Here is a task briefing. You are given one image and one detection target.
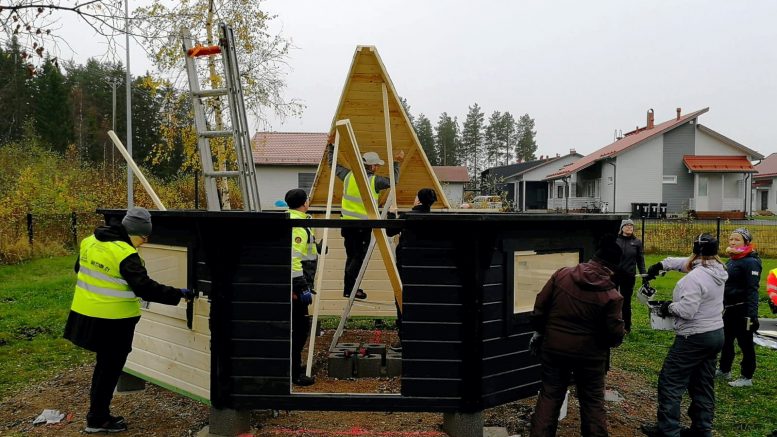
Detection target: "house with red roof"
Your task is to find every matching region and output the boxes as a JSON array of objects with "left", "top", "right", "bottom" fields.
[
  {"left": 544, "top": 108, "right": 763, "bottom": 218},
  {"left": 251, "top": 132, "right": 328, "bottom": 209},
  {"left": 252, "top": 131, "right": 469, "bottom": 210},
  {"left": 753, "top": 153, "right": 777, "bottom": 214}
]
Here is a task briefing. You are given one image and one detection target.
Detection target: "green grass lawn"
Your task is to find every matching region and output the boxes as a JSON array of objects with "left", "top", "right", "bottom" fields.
[
  {"left": 611, "top": 254, "right": 777, "bottom": 436},
  {"left": 0, "top": 256, "right": 91, "bottom": 397},
  {"left": 1, "top": 255, "right": 776, "bottom": 435}
]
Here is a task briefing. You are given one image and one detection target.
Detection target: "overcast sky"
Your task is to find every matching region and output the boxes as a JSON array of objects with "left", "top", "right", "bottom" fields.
[{"left": 58, "top": 0, "right": 777, "bottom": 159}]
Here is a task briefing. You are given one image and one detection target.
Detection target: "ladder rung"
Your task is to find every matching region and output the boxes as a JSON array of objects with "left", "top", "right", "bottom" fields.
[
  {"left": 199, "top": 130, "right": 233, "bottom": 138},
  {"left": 204, "top": 171, "right": 241, "bottom": 177},
  {"left": 193, "top": 88, "right": 228, "bottom": 98}
]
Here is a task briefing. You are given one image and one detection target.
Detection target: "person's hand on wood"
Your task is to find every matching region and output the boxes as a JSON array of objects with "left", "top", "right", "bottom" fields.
[
  {"left": 394, "top": 150, "right": 405, "bottom": 162},
  {"left": 327, "top": 131, "right": 336, "bottom": 145}
]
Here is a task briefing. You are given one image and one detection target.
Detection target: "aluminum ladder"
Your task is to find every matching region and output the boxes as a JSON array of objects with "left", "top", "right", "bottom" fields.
[{"left": 182, "top": 23, "right": 261, "bottom": 211}]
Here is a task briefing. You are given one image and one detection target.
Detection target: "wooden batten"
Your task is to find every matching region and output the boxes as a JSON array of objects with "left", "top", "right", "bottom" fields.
[{"left": 309, "top": 46, "right": 449, "bottom": 209}]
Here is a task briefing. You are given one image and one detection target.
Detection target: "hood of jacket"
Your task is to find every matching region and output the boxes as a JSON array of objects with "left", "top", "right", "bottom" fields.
[
  {"left": 568, "top": 260, "right": 617, "bottom": 292},
  {"left": 691, "top": 259, "right": 728, "bottom": 286},
  {"left": 94, "top": 224, "right": 133, "bottom": 246}
]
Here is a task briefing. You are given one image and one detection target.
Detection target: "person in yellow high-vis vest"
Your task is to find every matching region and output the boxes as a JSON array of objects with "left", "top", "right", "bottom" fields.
[
  {"left": 63, "top": 207, "right": 194, "bottom": 434},
  {"left": 326, "top": 132, "right": 404, "bottom": 300},
  {"left": 286, "top": 189, "right": 319, "bottom": 386}
]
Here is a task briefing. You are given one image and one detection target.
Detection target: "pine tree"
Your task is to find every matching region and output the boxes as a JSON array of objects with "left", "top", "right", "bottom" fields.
[
  {"left": 515, "top": 113, "right": 538, "bottom": 162},
  {"left": 0, "top": 37, "right": 33, "bottom": 144},
  {"left": 399, "top": 97, "right": 414, "bottom": 126},
  {"left": 413, "top": 113, "right": 438, "bottom": 165},
  {"left": 460, "top": 103, "right": 485, "bottom": 180},
  {"left": 435, "top": 113, "right": 460, "bottom": 167},
  {"left": 32, "top": 58, "right": 72, "bottom": 153},
  {"left": 484, "top": 110, "right": 502, "bottom": 167}
]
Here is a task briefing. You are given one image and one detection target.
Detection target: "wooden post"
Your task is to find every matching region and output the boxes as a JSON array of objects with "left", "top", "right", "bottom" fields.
[
  {"left": 108, "top": 130, "right": 167, "bottom": 211},
  {"left": 382, "top": 83, "right": 397, "bottom": 213},
  {"left": 304, "top": 131, "right": 340, "bottom": 377}
]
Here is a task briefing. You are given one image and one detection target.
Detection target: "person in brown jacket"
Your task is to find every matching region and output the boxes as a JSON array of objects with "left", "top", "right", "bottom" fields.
[{"left": 530, "top": 234, "right": 626, "bottom": 437}]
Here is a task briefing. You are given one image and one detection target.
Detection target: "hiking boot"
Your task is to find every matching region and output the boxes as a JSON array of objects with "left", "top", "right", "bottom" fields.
[
  {"left": 728, "top": 378, "right": 753, "bottom": 387},
  {"left": 292, "top": 375, "right": 315, "bottom": 386},
  {"left": 343, "top": 289, "right": 367, "bottom": 300},
  {"left": 714, "top": 369, "right": 731, "bottom": 380},
  {"left": 85, "top": 416, "right": 128, "bottom": 433}
]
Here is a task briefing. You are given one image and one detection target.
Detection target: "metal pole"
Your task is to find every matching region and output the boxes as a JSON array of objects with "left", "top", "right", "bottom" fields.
[
  {"left": 125, "top": 0, "right": 133, "bottom": 208},
  {"left": 716, "top": 217, "right": 721, "bottom": 241},
  {"left": 641, "top": 215, "right": 646, "bottom": 243}
]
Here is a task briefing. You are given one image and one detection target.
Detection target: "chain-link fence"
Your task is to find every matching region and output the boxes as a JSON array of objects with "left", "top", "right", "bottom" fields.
[
  {"left": 3, "top": 213, "right": 777, "bottom": 264},
  {"left": 635, "top": 217, "right": 777, "bottom": 257}
]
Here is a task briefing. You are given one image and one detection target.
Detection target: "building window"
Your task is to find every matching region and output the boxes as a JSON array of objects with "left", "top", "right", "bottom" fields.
[
  {"left": 557, "top": 185, "right": 564, "bottom": 198},
  {"left": 513, "top": 251, "right": 580, "bottom": 314},
  {"left": 698, "top": 176, "right": 708, "bottom": 196},
  {"left": 298, "top": 172, "right": 315, "bottom": 193},
  {"left": 662, "top": 175, "right": 677, "bottom": 184}
]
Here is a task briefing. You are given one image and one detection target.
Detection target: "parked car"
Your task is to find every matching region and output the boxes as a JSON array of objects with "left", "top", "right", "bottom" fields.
[{"left": 470, "top": 195, "right": 503, "bottom": 209}]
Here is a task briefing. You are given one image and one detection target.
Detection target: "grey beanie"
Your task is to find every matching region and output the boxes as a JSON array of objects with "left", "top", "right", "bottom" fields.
[
  {"left": 122, "top": 207, "right": 152, "bottom": 236},
  {"left": 620, "top": 219, "right": 634, "bottom": 233}
]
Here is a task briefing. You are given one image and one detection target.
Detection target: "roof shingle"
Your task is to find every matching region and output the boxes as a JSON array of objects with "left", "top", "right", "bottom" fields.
[{"left": 251, "top": 132, "right": 328, "bottom": 165}]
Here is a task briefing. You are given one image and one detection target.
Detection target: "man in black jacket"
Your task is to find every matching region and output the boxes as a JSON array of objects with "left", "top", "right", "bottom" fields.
[{"left": 64, "top": 207, "right": 193, "bottom": 433}]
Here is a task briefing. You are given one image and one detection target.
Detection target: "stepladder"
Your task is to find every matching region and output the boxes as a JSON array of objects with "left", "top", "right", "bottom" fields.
[{"left": 182, "top": 22, "right": 261, "bottom": 211}]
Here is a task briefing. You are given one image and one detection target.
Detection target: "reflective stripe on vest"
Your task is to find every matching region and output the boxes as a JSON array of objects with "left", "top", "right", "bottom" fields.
[
  {"left": 71, "top": 235, "right": 141, "bottom": 319},
  {"left": 341, "top": 172, "right": 379, "bottom": 220},
  {"left": 290, "top": 209, "right": 318, "bottom": 275}
]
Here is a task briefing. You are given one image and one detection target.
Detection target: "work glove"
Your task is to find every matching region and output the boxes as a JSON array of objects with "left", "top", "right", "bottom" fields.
[
  {"left": 658, "top": 301, "right": 672, "bottom": 318},
  {"left": 749, "top": 317, "right": 760, "bottom": 332},
  {"left": 528, "top": 332, "right": 543, "bottom": 357},
  {"left": 646, "top": 262, "right": 663, "bottom": 281},
  {"left": 300, "top": 289, "right": 314, "bottom": 306},
  {"left": 181, "top": 288, "right": 197, "bottom": 301}
]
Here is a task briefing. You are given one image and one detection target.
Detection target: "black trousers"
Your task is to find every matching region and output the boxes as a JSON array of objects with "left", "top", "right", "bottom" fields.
[
  {"left": 88, "top": 348, "right": 131, "bottom": 423},
  {"left": 291, "top": 278, "right": 311, "bottom": 379},
  {"left": 341, "top": 227, "right": 371, "bottom": 295},
  {"left": 720, "top": 307, "right": 756, "bottom": 379},
  {"left": 616, "top": 274, "right": 636, "bottom": 332},
  {"left": 531, "top": 351, "right": 609, "bottom": 437}
]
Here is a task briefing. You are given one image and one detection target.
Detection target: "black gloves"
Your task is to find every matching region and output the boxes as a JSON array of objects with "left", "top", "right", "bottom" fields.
[
  {"left": 181, "top": 288, "right": 197, "bottom": 301},
  {"left": 646, "top": 262, "right": 664, "bottom": 281},
  {"left": 658, "top": 301, "right": 672, "bottom": 318},
  {"left": 528, "top": 332, "right": 543, "bottom": 357}
]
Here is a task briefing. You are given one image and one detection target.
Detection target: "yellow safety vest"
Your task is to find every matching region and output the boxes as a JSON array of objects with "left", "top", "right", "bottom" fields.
[
  {"left": 290, "top": 209, "right": 318, "bottom": 278},
  {"left": 341, "top": 172, "right": 379, "bottom": 220},
  {"left": 71, "top": 235, "right": 141, "bottom": 319}
]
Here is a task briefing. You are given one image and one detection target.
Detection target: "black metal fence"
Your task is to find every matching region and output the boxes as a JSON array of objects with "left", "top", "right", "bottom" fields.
[
  {"left": 636, "top": 217, "right": 777, "bottom": 257},
  {"left": 0, "top": 212, "right": 105, "bottom": 264}
]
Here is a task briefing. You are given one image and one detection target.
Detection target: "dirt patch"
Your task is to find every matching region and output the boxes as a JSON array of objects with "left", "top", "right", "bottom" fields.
[{"left": 0, "top": 329, "right": 658, "bottom": 436}]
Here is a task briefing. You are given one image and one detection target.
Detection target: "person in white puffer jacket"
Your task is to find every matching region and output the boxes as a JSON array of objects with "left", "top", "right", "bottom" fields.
[{"left": 641, "top": 233, "right": 727, "bottom": 437}]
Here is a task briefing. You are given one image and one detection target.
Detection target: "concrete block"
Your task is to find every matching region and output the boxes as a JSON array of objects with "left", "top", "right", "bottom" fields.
[
  {"left": 355, "top": 353, "right": 382, "bottom": 377},
  {"left": 483, "top": 427, "right": 509, "bottom": 437},
  {"left": 205, "top": 407, "right": 250, "bottom": 436},
  {"left": 115, "top": 371, "right": 145, "bottom": 393},
  {"left": 327, "top": 352, "right": 355, "bottom": 379},
  {"left": 362, "top": 342, "right": 386, "bottom": 357},
  {"left": 442, "top": 411, "right": 483, "bottom": 437},
  {"left": 336, "top": 342, "right": 360, "bottom": 351},
  {"left": 385, "top": 351, "right": 401, "bottom": 377}
]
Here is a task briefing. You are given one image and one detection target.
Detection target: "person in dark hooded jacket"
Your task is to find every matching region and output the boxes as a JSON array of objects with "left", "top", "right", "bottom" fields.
[
  {"left": 614, "top": 219, "right": 646, "bottom": 333},
  {"left": 530, "top": 234, "right": 625, "bottom": 437},
  {"left": 64, "top": 207, "right": 193, "bottom": 433},
  {"left": 717, "top": 228, "right": 762, "bottom": 388}
]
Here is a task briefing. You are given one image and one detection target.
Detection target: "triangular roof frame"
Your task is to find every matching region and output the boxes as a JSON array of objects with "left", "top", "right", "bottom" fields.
[{"left": 309, "top": 46, "right": 450, "bottom": 209}]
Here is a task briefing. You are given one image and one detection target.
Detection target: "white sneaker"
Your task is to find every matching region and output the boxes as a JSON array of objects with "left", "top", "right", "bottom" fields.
[
  {"left": 715, "top": 370, "right": 731, "bottom": 380},
  {"left": 728, "top": 378, "right": 752, "bottom": 387}
]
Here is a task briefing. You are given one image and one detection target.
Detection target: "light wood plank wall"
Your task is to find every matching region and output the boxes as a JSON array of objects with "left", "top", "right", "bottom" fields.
[{"left": 126, "top": 244, "right": 210, "bottom": 400}]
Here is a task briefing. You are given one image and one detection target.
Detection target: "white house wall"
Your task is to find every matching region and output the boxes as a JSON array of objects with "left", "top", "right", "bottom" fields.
[
  {"left": 440, "top": 182, "right": 464, "bottom": 207},
  {"left": 255, "top": 165, "right": 317, "bottom": 209},
  {"left": 615, "top": 136, "right": 663, "bottom": 213},
  {"left": 601, "top": 160, "right": 615, "bottom": 210},
  {"left": 695, "top": 128, "right": 752, "bottom": 158}
]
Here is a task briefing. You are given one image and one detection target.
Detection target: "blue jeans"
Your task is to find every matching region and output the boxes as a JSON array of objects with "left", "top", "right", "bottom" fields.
[{"left": 657, "top": 328, "right": 723, "bottom": 437}]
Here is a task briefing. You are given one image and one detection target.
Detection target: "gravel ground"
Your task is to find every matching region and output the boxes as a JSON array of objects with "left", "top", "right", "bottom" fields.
[{"left": 0, "top": 329, "right": 659, "bottom": 436}]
